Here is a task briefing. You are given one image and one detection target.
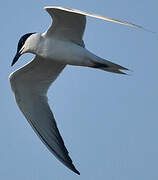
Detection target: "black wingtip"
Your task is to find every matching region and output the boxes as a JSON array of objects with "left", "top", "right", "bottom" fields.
[
  {"left": 70, "top": 163, "right": 80, "bottom": 175},
  {"left": 74, "top": 168, "right": 80, "bottom": 175}
]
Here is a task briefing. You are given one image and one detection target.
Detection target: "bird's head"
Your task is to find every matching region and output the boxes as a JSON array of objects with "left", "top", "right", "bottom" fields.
[{"left": 11, "top": 32, "right": 40, "bottom": 66}]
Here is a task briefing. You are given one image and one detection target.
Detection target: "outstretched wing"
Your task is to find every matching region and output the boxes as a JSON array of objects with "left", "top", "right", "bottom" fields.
[
  {"left": 44, "top": 7, "right": 86, "bottom": 46},
  {"left": 44, "top": 6, "right": 151, "bottom": 43},
  {"left": 9, "top": 56, "right": 80, "bottom": 175}
]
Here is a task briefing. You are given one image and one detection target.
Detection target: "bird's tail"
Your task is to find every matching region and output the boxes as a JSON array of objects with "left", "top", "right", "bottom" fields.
[
  {"left": 92, "top": 59, "right": 129, "bottom": 74},
  {"left": 85, "top": 49, "right": 129, "bottom": 74},
  {"left": 86, "top": 51, "right": 129, "bottom": 74}
]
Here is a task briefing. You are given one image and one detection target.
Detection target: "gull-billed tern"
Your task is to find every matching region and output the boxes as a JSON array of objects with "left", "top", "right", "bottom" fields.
[{"left": 9, "top": 6, "right": 146, "bottom": 175}]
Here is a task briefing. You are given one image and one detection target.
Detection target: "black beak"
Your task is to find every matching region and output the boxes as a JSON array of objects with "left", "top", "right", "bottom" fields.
[{"left": 11, "top": 52, "right": 21, "bottom": 66}]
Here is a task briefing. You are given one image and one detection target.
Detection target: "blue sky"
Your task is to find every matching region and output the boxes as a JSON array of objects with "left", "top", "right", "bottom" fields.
[{"left": 1, "top": 0, "right": 158, "bottom": 179}]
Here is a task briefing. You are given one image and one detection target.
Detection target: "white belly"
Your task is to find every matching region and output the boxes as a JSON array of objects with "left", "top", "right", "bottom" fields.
[{"left": 39, "top": 37, "right": 93, "bottom": 66}]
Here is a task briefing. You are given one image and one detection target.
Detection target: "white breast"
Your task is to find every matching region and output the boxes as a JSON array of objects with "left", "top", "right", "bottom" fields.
[{"left": 39, "top": 35, "right": 93, "bottom": 66}]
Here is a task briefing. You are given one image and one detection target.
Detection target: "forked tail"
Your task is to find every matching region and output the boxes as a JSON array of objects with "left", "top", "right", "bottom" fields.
[
  {"left": 86, "top": 49, "right": 129, "bottom": 74},
  {"left": 92, "top": 60, "right": 129, "bottom": 74}
]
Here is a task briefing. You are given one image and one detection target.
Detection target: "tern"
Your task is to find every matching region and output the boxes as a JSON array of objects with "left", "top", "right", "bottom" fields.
[{"left": 9, "top": 6, "right": 146, "bottom": 175}]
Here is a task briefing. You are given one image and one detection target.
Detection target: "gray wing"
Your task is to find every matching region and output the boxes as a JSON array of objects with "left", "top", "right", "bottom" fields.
[
  {"left": 9, "top": 56, "right": 80, "bottom": 175},
  {"left": 44, "top": 6, "right": 152, "bottom": 43},
  {"left": 44, "top": 7, "right": 86, "bottom": 46}
]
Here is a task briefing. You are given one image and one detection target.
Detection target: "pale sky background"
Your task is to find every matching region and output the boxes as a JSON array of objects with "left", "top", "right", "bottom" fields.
[{"left": 1, "top": 0, "right": 158, "bottom": 180}]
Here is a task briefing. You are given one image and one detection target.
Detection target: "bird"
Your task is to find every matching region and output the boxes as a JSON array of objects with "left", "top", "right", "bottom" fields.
[{"left": 9, "top": 6, "right": 146, "bottom": 175}]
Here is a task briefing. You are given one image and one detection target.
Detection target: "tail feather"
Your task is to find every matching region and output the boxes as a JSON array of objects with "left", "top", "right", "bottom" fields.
[{"left": 92, "top": 59, "right": 129, "bottom": 75}]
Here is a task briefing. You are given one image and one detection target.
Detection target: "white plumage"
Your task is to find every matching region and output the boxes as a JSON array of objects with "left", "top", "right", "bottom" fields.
[{"left": 9, "top": 6, "right": 145, "bottom": 175}]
